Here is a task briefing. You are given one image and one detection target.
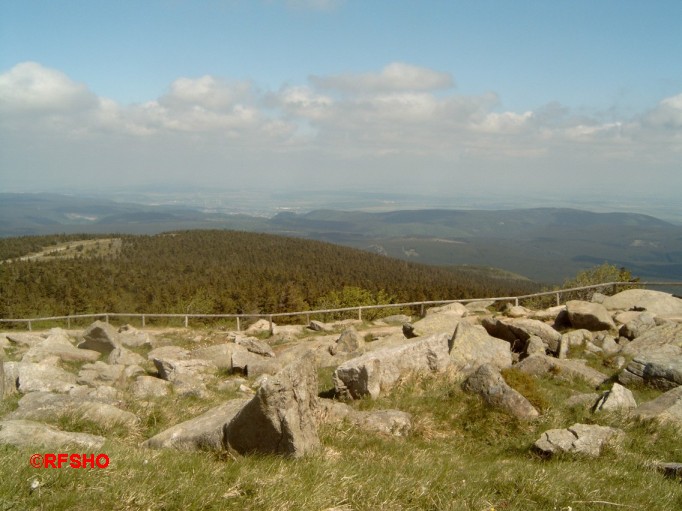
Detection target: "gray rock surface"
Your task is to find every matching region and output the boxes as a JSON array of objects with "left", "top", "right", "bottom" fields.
[
  {"left": 634, "top": 386, "right": 682, "bottom": 424},
  {"left": 514, "top": 355, "right": 609, "bottom": 387},
  {"left": 449, "top": 322, "right": 512, "bottom": 373},
  {"left": 77, "top": 362, "right": 126, "bottom": 387},
  {"left": 0, "top": 419, "right": 105, "bottom": 450},
  {"left": 235, "top": 336, "right": 276, "bottom": 357},
  {"left": 602, "top": 289, "right": 682, "bottom": 317},
  {"left": 143, "top": 399, "right": 249, "bottom": 451},
  {"left": 566, "top": 300, "right": 617, "bottom": 331},
  {"left": 618, "top": 353, "right": 682, "bottom": 390},
  {"left": 108, "top": 346, "right": 146, "bottom": 366},
  {"left": 21, "top": 333, "right": 101, "bottom": 364},
  {"left": 533, "top": 423, "right": 623, "bottom": 457},
  {"left": 619, "top": 312, "right": 658, "bottom": 340},
  {"left": 118, "top": 325, "right": 154, "bottom": 348},
  {"left": 621, "top": 323, "right": 682, "bottom": 358},
  {"left": 7, "top": 391, "right": 138, "bottom": 428},
  {"left": 593, "top": 383, "right": 637, "bottom": 412},
  {"left": 333, "top": 333, "right": 451, "bottom": 399},
  {"left": 329, "top": 327, "right": 364, "bottom": 356},
  {"left": 130, "top": 375, "right": 172, "bottom": 399},
  {"left": 191, "top": 343, "right": 246, "bottom": 370},
  {"left": 462, "top": 364, "right": 539, "bottom": 419},
  {"left": 78, "top": 320, "right": 121, "bottom": 355},
  {"left": 483, "top": 317, "right": 561, "bottom": 354},
  {"left": 223, "top": 355, "right": 320, "bottom": 458},
  {"left": 11, "top": 362, "right": 79, "bottom": 393}
]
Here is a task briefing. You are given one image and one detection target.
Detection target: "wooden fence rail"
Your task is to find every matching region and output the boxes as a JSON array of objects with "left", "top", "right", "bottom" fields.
[{"left": 1, "top": 281, "right": 681, "bottom": 332}]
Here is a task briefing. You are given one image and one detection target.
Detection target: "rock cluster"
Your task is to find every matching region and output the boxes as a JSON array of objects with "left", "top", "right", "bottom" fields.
[{"left": 1, "top": 288, "right": 681, "bottom": 463}]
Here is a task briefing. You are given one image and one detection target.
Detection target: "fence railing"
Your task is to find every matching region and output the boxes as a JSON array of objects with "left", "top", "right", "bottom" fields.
[{"left": 1, "top": 281, "right": 680, "bottom": 332}]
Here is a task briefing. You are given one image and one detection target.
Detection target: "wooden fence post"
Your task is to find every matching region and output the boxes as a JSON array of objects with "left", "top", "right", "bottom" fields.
[
  {"left": 269, "top": 315, "right": 274, "bottom": 335},
  {"left": 184, "top": 316, "right": 188, "bottom": 328},
  {"left": 142, "top": 315, "right": 146, "bottom": 328},
  {"left": 556, "top": 292, "right": 561, "bottom": 306},
  {"left": 358, "top": 308, "right": 362, "bottom": 321},
  {"left": 236, "top": 316, "right": 241, "bottom": 331}
]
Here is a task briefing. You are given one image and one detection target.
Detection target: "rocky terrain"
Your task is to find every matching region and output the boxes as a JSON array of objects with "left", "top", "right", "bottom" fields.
[{"left": 2, "top": 288, "right": 682, "bottom": 508}]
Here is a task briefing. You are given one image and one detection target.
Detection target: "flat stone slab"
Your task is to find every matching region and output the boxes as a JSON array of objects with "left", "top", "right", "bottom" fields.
[
  {"left": 0, "top": 419, "right": 105, "bottom": 450},
  {"left": 514, "top": 355, "right": 609, "bottom": 387},
  {"left": 533, "top": 423, "right": 623, "bottom": 457},
  {"left": 143, "top": 399, "right": 249, "bottom": 451},
  {"left": 634, "top": 386, "right": 682, "bottom": 425}
]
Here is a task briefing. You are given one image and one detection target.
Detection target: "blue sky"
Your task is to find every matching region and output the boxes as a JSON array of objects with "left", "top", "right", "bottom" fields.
[{"left": 1, "top": 0, "right": 681, "bottom": 201}]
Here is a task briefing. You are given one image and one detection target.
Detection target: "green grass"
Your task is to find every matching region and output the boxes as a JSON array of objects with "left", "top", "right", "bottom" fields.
[{"left": 1, "top": 369, "right": 681, "bottom": 510}]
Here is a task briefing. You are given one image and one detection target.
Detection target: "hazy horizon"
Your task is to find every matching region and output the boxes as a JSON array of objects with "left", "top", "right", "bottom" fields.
[{"left": 1, "top": 1, "right": 681, "bottom": 202}]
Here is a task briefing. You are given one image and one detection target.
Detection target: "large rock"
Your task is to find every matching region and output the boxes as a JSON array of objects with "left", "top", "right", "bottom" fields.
[
  {"left": 77, "top": 362, "right": 126, "bottom": 387},
  {"left": 602, "top": 289, "right": 682, "bottom": 317},
  {"left": 0, "top": 419, "right": 105, "bottom": 450},
  {"left": 593, "top": 383, "right": 637, "bottom": 412},
  {"left": 462, "top": 364, "right": 539, "bottom": 420},
  {"left": 533, "top": 423, "right": 623, "bottom": 457},
  {"left": 223, "top": 355, "right": 320, "bottom": 458},
  {"left": 143, "top": 399, "right": 249, "bottom": 451},
  {"left": 21, "top": 332, "right": 101, "bottom": 364},
  {"left": 329, "top": 327, "right": 365, "bottom": 356},
  {"left": 235, "top": 336, "right": 276, "bottom": 358},
  {"left": 620, "top": 323, "right": 682, "bottom": 358},
  {"left": 426, "top": 302, "right": 468, "bottom": 316},
  {"left": 130, "top": 375, "right": 172, "bottom": 399},
  {"left": 118, "top": 325, "right": 154, "bottom": 348},
  {"left": 409, "top": 313, "right": 462, "bottom": 337},
  {"left": 78, "top": 320, "right": 121, "bottom": 355},
  {"left": 7, "top": 391, "right": 138, "bottom": 428},
  {"left": 191, "top": 343, "right": 245, "bottom": 370},
  {"left": 231, "top": 350, "right": 282, "bottom": 377},
  {"left": 108, "top": 347, "right": 146, "bottom": 366},
  {"left": 152, "top": 357, "right": 217, "bottom": 382},
  {"left": 619, "top": 312, "right": 658, "bottom": 340},
  {"left": 482, "top": 318, "right": 561, "bottom": 354},
  {"left": 333, "top": 333, "right": 451, "bottom": 399},
  {"left": 566, "top": 300, "right": 617, "bottom": 331},
  {"left": 5, "top": 333, "right": 44, "bottom": 347},
  {"left": 619, "top": 353, "right": 682, "bottom": 390},
  {"left": 634, "top": 386, "right": 682, "bottom": 425},
  {"left": 10, "top": 362, "right": 79, "bottom": 393},
  {"left": 449, "top": 322, "right": 512, "bottom": 373},
  {"left": 514, "top": 355, "right": 609, "bottom": 387}
]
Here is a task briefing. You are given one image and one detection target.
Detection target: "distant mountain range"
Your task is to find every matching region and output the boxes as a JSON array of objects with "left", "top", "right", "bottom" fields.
[{"left": 2, "top": 192, "right": 681, "bottom": 283}]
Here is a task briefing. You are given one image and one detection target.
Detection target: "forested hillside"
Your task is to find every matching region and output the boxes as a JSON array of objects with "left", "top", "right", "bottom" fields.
[{"left": 0, "top": 231, "right": 539, "bottom": 320}]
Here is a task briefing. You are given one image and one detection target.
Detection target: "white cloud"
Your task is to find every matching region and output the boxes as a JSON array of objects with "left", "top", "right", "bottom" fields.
[
  {"left": 310, "top": 62, "right": 454, "bottom": 93},
  {"left": 643, "top": 92, "right": 682, "bottom": 129},
  {"left": 0, "top": 61, "right": 98, "bottom": 113}
]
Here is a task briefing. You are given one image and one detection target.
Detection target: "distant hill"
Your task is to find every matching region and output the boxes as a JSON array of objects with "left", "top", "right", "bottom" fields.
[
  {"left": 0, "top": 230, "right": 539, "bottom": 320},
  {"left": 2, "top": 193, "right": 681, "bottom": 283}
]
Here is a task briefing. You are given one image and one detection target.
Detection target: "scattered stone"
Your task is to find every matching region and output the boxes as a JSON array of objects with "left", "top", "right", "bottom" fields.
[
  {"left": 77, "top": 320, "right": 121, "bottom": 355},
  {"left": 12, "top": 362, "right": 79, "bottom": 393},
  {"left": 505, "top": 305, "right": 533, "bottom": 318},
  {"left": 566, "top": 300, "right": 617, "bottom": 331},
  {"left": 462, "top": 364, "right": 539, "bottom": 420},
  {"left": 410, "top": 313, "right": 462, "bottom": 337},
  {"left": 333, "top": 333, "right": 451, "bottom": 399},
  {"left": 0, "top": 419, "right": 105, "bottom": 450},
  {"left": 465, "top": 300, "right": 495, "bottom": 313},
  {"left": 309, "top": 320, "right": 332, "bottom": 332},
  {"left": 118, "top": 325, "right": 154, "bottom": 348},
  {"left": 593, "top": 383, "right": 637, "bottom": 412},
  {"left": 602, "top": 289, "right": 682, "bottom": 317},
  {"left": 5, "top": 333, "right": 44, "bottom": 347},
  {"left": 621, "top": 323, "right": 682, "bottom": 358},
  {"left": 152, "top": 357, "right": 217, "bottom": 383},
  {"left": 21, "top": 332, "right": 101, "bottom": 364},
  {"left": 426, "top": 302, "right": 468, "bottom": 316},
  {"left": 449, "top": 322, "right": 512, "bottom": 373},
  {"left": 593, "top": 333, "right": 621, "bottom": 356},
  {"left": 235, "top": 336, "right": 275, "bottom": 358},
  {"left": 108, "top": 346, "right": 146, "bottom": 366},
  {"left": 191, "top": 343, "right": 246, "bottom": 370},
  {"left": 130, "top": 375, "right": 172, "bottom": 399},
  {"left": 533, "top": 423, "right": 623, "bottom": 457},
  {"left": 619, "top": 353, "right": 682, "bottom": 390},
  {"left": 77, "top": 362, "right": 126, "bottom": 388},
  {"left": 7, "top": 391, "right": 138, "bottom": 428},
  {"left": 379, "top": 314, "right": 412, "bottom": 324},
  {"left": 148, "top": 346, "right": 190, "bottom": 361},
  {"left": 223, "top": 355, "right": 320, "bottom": 458},
  {"left": 329, "top": 327, "right": 364, "bottom": 356},
  {"left": 619, "top": 312, "right": 658, "bottom": 340},
  {"left": 531, "top": 305, "right": 566, "bottom": 322},
  {"left": 482, "top": 317, "right": 561, "bottom": 354},
  {"left": 514, "top": 355, "right": 609, "bottom": 387},
  {"left": 68, "top": 385, "right": 119, "bottom": 403},
  {"left": 525, "top": 336, "right": 547, "bottom": 358},
  {"left": 634, "top": 386, "right": 682, "bottom": 425},
  {"left": 143, "top": 399, "right": 249, "bottom": 451},
  {"left": 231, "top": 350, "right": 281, "bottom": 377},
  {"left": 245, "top": 319, "right": 274, "bottom": 333}
]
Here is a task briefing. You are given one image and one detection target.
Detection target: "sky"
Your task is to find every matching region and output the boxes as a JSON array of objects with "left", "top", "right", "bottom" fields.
[{"left": 1, "top": 0, "right": 681, "bottom": 204}]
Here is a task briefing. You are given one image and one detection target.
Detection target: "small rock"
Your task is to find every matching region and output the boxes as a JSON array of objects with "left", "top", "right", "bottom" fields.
[
  {"left": 533, "top": 423, "right": 623, "bottom": 457},
  {"left": 593, "top": 383, "right": 637, "bottom": 412}
]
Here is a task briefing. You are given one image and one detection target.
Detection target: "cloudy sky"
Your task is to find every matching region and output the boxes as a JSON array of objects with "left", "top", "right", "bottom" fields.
[{"left": 1, "top": 0, "right": 681, "bottom": 203}]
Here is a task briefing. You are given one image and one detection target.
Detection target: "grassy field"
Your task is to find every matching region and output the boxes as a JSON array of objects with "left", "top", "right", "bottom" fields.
[{"left": 1, "top": 359, "right": 681, "bottom": 511}]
